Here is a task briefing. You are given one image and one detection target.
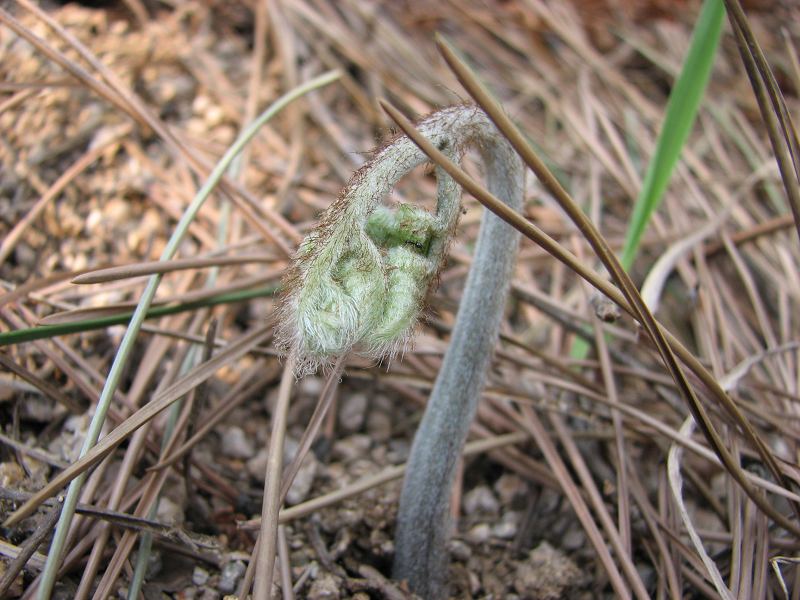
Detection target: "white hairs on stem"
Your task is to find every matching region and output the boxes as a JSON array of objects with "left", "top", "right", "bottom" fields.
[{"left": 277, "top": 105, "right": 517, "bottom": 376}]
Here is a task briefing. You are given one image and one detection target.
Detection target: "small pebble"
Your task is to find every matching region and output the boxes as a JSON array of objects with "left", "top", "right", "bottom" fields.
[
  {"left": 0, "top": 462, "right": 25, "bottom": 488},
  {"left": 332, "top": 434, "right": 372, "bottom": 461},
  {"left": 307, "top": 573, "right": 341, "bottom": 600},
  {"left": 157, "top": 496, "right": 185, "bottom": 527},
  {"left": 514, "top": 542, "right": 582, "bottom": 599},
  {"left": 218, "top": 560, "right": 246, "bottom": 594},
  {"left": 386, "top": 439, "right": 410, "bottom": 464},
  {"left": 494, "top": 473, "right": 526, "bottom": 505},
  {"left": 468, "top": 570, "right": 481, "bottom": 595},
  {"left": 286, "top": 452, "right": 318, "bottom": 505},
  {"left": 463, "top": 485, "right": 500, "bottom": 515},
  {"left": 365, "top": 409, "right": 392, "bottom": 441},
  {"left": 144, "top": 549, "right": 162, "bottom": 579},
  {"left": 491, "top": 519, "right": 518, "bottom": 540},
  {"left": 338, "top": 392, "right": 367, "bottom": 433},
  {"left": 299, "top": 376, "right": 325, "bottom": 398},
  {"left": 637, "top": 562, "right": 656, "bottom": 590},
  {"left": 192, "top": 566, "right": 210, "bottom": 586},
  {"left": 449, "top": 539, "right": 472, "bottom": 562},
  {"left": 561, "top": 527, "right": 586, "bottom": 551},
  {"left": 466, "top": 523, "right": 491, "bottom": 544},
  {"left": 13, "top": 243, "right": 36, "bottom": 269},
  {"left": 221, "top": 426, "right": 255, "bottom": 459},
  {"left": 246, "top": 448, "right": 269, "bottom": 481},
  {"left": 491, "top": 509, "right": 520, "bottom": 540}
]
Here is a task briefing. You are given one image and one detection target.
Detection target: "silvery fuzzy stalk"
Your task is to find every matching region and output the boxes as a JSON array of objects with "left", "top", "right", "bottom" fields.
[
  {"left": 392, "top": 114, "right": 522, "bottom": 599},
  {"left": 279, "top": 105, "right": 522, "bottom": 598}
]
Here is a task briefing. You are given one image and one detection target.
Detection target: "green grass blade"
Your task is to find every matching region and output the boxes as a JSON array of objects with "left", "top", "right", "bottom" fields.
[
  {"left": 0, "top": 286, "right": 278, "bottom": 347},
  {"left": 620, "top": 0, "right": 725, "bottom": 270}
]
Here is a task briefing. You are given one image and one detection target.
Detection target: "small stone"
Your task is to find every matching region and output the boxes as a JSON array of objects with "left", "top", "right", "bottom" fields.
[
  {"left": 157, "top": 496, "right": 184, "bottom": 527},
  {"left": 637, "top": 562, "right": 656, "bottom": 590},
  {"left": 218, "top": 560, "right": 246, "bottom": 594},
  {"left": 514, "top": 542, "right": 582, "bottom": 599},
  {"left": 246, "top": 448, "right": 269, "bottom": 482},
  {"left": 449, "top": 539, "right": 472, "bottom": 562},
  {"left": 463, "top": 485, "right": 500, "bottom": 515},
  {"left": 365, "top": 409, "right": 392, "bottom": 441},
  {"left": 19, "top": 396, "right": 57, "bottom": 423},
  {"left": 466, "top": 523, "right": 491, "bottom": 544},
  {"left": 332, "top": 434, "right": 371, "bottom": 461},
  {"left": 285, "top": 452, "right": 318, "bottom": 505},
  {"left": 48, "top": 414, "right": 89, "bottom": 462},
  {"left": 386, "top": 438, "right": 409, "bottom": 464},
  {"left": 192, "top": 566, "right": 210, "bottom": 586},
  {"left": 143, "top": 548, "right": 162, "bottom": 579},
  {"left": 298, "top": 376, "right": 325, "bottom": 398},
  {"left": 494, "top": 473, "right": 527, "bottom": 505},
  {"left": 13, "top": 242, "right": 36, "bottom": 268},
  {"left": 561, "top": 527, "right": 586, "bottom": 551},
  {"left": 492, "top": 519, "right": 518, "bottom": 540},
  {"left": 338, "top": 392, "right": 367, "bottom": 433},
  {"left": 0, "top": 462, "right": 25, "bottom": 488},
  {"left": 221, "top": 426, "right": 255, "bottom": 459},
  {"left": 468, "top": 570, "right": 481, "bottom": 595},
  {"left": 308, "top": 573, "right": 341, "bottom": 600}
]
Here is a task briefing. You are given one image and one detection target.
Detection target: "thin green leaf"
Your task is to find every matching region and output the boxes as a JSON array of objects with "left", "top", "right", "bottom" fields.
[
  {"left": 620, "top": 0, "right": 725, "bottom": 269},
  {"left": 0, "top": 286, "right": 277, "bottom": 347}
]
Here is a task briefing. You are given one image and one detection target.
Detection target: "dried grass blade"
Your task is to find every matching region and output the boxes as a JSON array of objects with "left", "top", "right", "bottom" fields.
[
  {"left": 279, "top": 355, "right": 345, "bottom": 503},
  {"left": 724, "top": 0, "right": 800, "bottom": 246},
  {"left": 0, "top": 285, "right": 276, "bottom": 346},
  {"left": 254, "top": 352, "right": 296, "bottom": 600},
  {"left": 237, "top": 432, "right": 529, "bottom": 529},
  {"left": 149, "top": 361, "right": 276, "bottom": 472},
  {"left": 38, "top": 273, "right": 281, "bottom": 326},
  {"left": 3, "top": 322, "right": 272, "bottom": 527},
  {"left": 0, "top": 268, "right": 110, "bottom": 310},
  {"left": 0, "top": 352, "right": 83, "bottom": 413},
  {"left": 516, "top": 405, "right": 633, "bottom": 599},
  {"left": 0, "top": 500, "right": 61, "bottom": 597},
  {"left": 549, "top": 412, "right": 650, "bottom": 599},
  {"left": 641, "top": 209, "right": 732, "bottom": 313},
  {"left": 419, "top": 40, "right": 800, "bottom": 532},
  {"left": 668, "top": 415, "right": 734, "bottom": 599},
  {"left": 719, "top": 342, "right": 800, "bottom": 392},
  {"left": 71, "top": 254, "right": 276, "bottom": 285},
  {"left": 379, "top": 97, "right": 800, "bottom": 535}
]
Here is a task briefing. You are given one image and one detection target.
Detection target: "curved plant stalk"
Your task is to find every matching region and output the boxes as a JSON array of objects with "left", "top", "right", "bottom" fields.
[
  {"left": 430, "top": 35, "right": 800, "bottom": 524},
  {"left": 280, "top": 105, "right": 522, "bottom": 598},
  {"left": 31, "top": 70, "right": 340, "bottom": 600},
  {"left": 392, "top": 130, "right": 521, "bottom": 598},
  {"left": 381, "top": 96, "right": 800, "bottom": 539}
]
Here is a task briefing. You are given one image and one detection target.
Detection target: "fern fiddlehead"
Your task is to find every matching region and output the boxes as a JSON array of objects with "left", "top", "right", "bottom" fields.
[{"left": 279, "top": 104, "right": 523, "bottom": 599}]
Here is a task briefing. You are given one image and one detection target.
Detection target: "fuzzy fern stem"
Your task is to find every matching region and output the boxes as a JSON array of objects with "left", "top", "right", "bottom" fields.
[
  {"left": 391, "top": 112, "right": 522, "bottom": 600},
  {"left": 280, "top": 105, "right": 522, "bottom": 598}
]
